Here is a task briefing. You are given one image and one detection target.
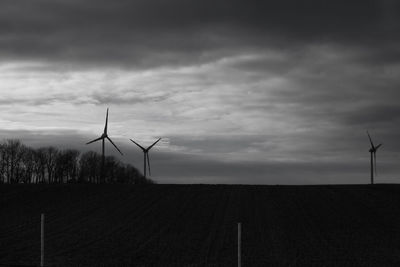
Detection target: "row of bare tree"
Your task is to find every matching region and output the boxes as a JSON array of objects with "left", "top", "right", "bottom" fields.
[{"left": 0, "top": 139, "right": 152, "bottom": 184}]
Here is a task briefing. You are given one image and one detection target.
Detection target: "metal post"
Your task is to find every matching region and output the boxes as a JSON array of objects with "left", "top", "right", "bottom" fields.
[
  {"left": 102, "top": 138, "right": 105, "bottom": 183},
  {"left": 238, "top": 222, "right": 241, "bottom": 267},
  {"left": 144, "top": 153, "right": 147, "bottom": 178},
  {"left": 41, "top": 213, "right": 44, "bottom": 267},
  {"left": 370, "top": 152, "right": 374, "bottom": 184}
]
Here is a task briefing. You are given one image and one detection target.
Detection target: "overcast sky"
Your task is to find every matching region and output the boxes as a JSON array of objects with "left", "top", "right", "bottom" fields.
[{"left": 0, "top": 0, "right": 399, "bottom": 184}]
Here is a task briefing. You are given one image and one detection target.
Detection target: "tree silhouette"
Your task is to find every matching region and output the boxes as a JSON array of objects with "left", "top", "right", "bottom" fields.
[
  {"left": 2, "top": 140, "right": 25, "bottom": 183},
  {"left": 45, "top": 146, "right": 59, "bottom": 183},
  {"left": 0, "top": 139, "right": 151, "bottom": 185}
]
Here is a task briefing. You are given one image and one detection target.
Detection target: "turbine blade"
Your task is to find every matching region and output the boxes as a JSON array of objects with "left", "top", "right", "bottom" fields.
[
  {"left": 107, "top": 137, "right": 123, "bottom": 155},
  {"left": 375, "top": 144, "right": 382, "bottom": 150},
  {"left": 374, "top": 151, "right": 377, "bottom": 177},
  {"left": 86, "top": 136, "right": 103, "bottom": 145},
  {"left": 130, "top": 139, "right": 145, "bottom": 151},
  {"left": 104, "top": 108, "right": 109, "bottom": 134},
  {"left": 147, "top": 152, "right": 151, "bottom": 176},
  {"left": 366, "top": 131, "right": 375, "bottom": 149},
  {"left": 147, "top": 138, "right": 161, "bottom": 151}
]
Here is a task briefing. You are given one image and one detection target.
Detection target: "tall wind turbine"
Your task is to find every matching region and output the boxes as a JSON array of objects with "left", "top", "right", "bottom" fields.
[
  {"left": 86, "top": 108, "right": 123, "bottom": 183},
  {"left": 130, "top": 138, "right": 161, "bottom": 178},
  {"left": 367, "top": 131, "right": 382, "bottom": 185}
]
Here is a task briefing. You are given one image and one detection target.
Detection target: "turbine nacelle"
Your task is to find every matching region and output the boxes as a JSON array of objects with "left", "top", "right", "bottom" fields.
[
  {"left": 369, "top": 145, "right": 382, "bottom": 153},
  {"left": 130, "top": 138, "right": 161, "bottom": 177},
  {"left": 367, "top": 130, "right": 382, "bottom": 152},
  {"left": 367, "top": 130, "right": 382, "bottom": 184},
  {"left": 86, "top": 108, "right": 123, "bottom": 155}
]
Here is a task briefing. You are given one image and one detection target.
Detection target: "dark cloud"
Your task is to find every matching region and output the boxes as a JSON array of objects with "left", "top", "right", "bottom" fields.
[
  {"left": 167, "top": 134, "right": 268, "bottom": 154},
  {"left": 0, "top": 94, "right": 83, "bottom": 106},
  {"left": 91, "top": 91, "right": 171, "bottom": 105},
  {"left": 0, "top": 0, "right": 399, "bottom": 68},
  {"left": 342, "top": 105, "right": 400, "bottom": 126},
  {"left": 0, "top": 129, "right": 91, "bottom": 149}
]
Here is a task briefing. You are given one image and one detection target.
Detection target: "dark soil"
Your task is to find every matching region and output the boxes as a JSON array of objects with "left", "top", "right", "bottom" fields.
[{"left": 1, "top": 184, "right": 400, "bottom": 266}]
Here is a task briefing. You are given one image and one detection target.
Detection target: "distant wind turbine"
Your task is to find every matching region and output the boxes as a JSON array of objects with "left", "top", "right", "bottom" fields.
[
  {"left": 367, "top": 131, "right": 382, "bottom": 185},
  {"left": 130, "top": 138, "right": 161, "bottom": 178},
  {"left": 86, "top": 108, "right": 123, "bottom": 183}
]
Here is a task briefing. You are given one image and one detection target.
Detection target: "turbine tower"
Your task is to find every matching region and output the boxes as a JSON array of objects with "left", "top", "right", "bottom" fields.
[
  {"left": 86, "top": 108, "right": 123, "bottom": 183},
  {"left": 367, "top": 131, "right": 382, "bottom": 185},
  {"left": 130, "top": 138, "right": 161, "bottom": 178}
]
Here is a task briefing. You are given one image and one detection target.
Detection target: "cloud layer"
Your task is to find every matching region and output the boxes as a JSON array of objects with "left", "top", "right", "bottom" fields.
[
  {"left": 0, "top": 0, "right": 399, "bottom": 183},
  {"left": 0, "top": 0, "right": 399, "bottom": 67}
]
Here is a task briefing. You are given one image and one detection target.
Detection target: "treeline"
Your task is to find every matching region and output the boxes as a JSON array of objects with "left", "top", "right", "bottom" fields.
[{"left": 0, "top": 139, "right": 153, "bottom": 184}]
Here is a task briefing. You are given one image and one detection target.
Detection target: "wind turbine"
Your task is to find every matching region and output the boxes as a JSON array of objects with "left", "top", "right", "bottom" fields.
[
  {"left": 130, "top": 138, "right": 161, "bottom": 178},
  {"left": 86, "top": 108, "right": 123, "bottom": 183},
  {"left": 367, "top": 131, "right": 382, "bottom": 185}
]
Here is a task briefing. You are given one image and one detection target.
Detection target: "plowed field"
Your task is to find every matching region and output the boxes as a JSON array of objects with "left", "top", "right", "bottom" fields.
[{"left": 1, "top": 184, "right": 400, "bottom": 266}]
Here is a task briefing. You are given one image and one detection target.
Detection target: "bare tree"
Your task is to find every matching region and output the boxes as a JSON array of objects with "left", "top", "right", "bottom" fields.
[
  {"left": 0, "top": 142, "right": 6, "bottom": 183},
  {"left": 21, "top": 146, "right": 35, "bottom": 183},
  {"left": 3, "top": 140, "right": 25, "bottom": 183},
  {"left": 44, "top": 146, "right": 59, "bottom": 183},
  {"left": 64, "top": 149, "right": 80, "bottom": 182},
  {"left": 105, "top": 156, "right": 119, "bottom": 183},
  {"left": 33, "top": 148, "right": 47, "bottom": 183},
  {"left": 79, "top": 151, "right": 101, "bottom": 183},
  {"left": 55, "top": 149, "right": 80, "bottom": 183}
]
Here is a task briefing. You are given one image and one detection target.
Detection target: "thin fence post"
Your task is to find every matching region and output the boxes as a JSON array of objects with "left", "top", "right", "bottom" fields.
[
  {"left": 41, "top": 213, "right": 44, "bottom": 267},
  {"left": 238, "top": 222, "right": 241, "bottom": 267}
]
